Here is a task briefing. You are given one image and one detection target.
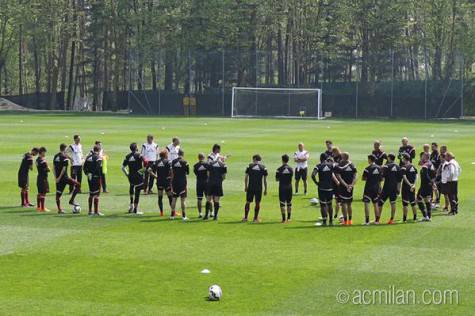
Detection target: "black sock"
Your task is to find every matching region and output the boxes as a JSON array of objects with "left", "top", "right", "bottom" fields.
[
  {"left": 413, "top": 213, "right": 417, "bottom": 220},
  {"left": 287, "top": 207, "right": 292, "bottom": 220},
  {"left": 213, "top": 202, "right": 220, "bottom": 219},
  {"left": 205, "top": 201, "right": 211, "bottom": 218},
  {"left": 418, "top": 201, "right": 426, "bottom": 217},
  {"left": 158, "top": 196, "right": 163, "bottom": 212},
  {"left": 403, "top": 214, "right": 407, "bottom": 222},
  {"left": 168, "top": 195, "right": 173, "bottom": 207},
  {"left": 281, "top": 212, "right": 286, "bottom": 222},
  {"left": 365, "top": 216, "right": 369, "bottom": 223},
  {"left": 425, "top": 202, "right": 432, "bottom": 218},
  {"left": 244, "top": 202, "right": 250, "bottom": 219}
]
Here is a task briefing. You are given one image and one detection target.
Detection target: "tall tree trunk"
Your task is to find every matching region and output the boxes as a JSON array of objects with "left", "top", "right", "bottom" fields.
[{"left": 18, "top": 24, "right": 23, "bottom": 95}]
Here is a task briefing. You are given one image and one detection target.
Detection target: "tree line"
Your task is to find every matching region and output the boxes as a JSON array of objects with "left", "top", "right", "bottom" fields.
[{"left": 0, "top": 0, "right": 473, "bottom": 111}]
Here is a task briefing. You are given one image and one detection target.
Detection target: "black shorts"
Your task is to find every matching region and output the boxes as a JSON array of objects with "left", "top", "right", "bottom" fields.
[
  {"left": 246, "top": 189, "right": 263, "bottom": 203},
  {"left": 88, "top": 176, "right": 101, "bottom": 195},
  {"left": 440, "top": 183, "right": 449, "bottom": 195},
  {"left": 363, "top": 187, "right": 379, "bottom": 203},
  {"left": 37, "top": 177, "right": 49, "bottom": 195},
  {"left": 172, "top": 182, "right": 187, "bottom": 198},
  {"left": 196, "top": 181, "right": 207, "bottom": 199},
  {"left": 417, "top": 186, "right": 433, "bottom": 200},
  {"left": 18, "top": 173, "right": 29, "bottom": 189},
  {"left": 295, "top": 168, "right": 308, "bottom": 181},
  {"left": 279, "top": 187, "right": 292, "bottom": 205},
  {"left": 207, "top": 182, "right": 223, "bottom": 197},
  {"left": 401, "top": 186, "right": 416, "bottom": 206},
  {"left": 56, "top": 177, "right": 79, "bottom": 194},
  {"left": 157, "top": 180, "right": 171, "bottom": 192},
  {"left": 337, "top": 186, "right": 353, "bottom": 203},
  {"left": 129, "top": 174, "right": 143, "bottom": 186},
  {"left": 378, "top": 189, "right": 398, "bottom": 205},
  {"left": 318, "top": 189, "right": 334, "bottom": 204},
  {"left": 333, "top": 183, "right": 341, "bottom": 202}
]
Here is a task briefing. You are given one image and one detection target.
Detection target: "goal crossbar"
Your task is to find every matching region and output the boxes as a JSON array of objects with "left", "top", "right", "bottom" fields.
[{"left": 231, "top": 87, "right": 322, "bottom": 119}]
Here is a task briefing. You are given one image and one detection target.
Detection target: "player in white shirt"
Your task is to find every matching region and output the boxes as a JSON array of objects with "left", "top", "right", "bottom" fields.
[
  {"left": 166, "top": 137, "right": 180, "bottom": 162},
  {"left": 67, "top": 135, "right": 83, "bottom": 193},
  {"left": 141, "top": 134, "right": 159, "bottom": 194},
  {"left": 294, "top": 143, "right": 309, "bottom": 195},
  {"left": 442, "top": 152, "right": 461, "bottom": 215}
]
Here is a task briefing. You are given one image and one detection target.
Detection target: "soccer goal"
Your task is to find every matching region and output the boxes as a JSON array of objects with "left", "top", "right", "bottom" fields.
[{"left": 231, "top": 87, "right": 322, "bottom": 119}]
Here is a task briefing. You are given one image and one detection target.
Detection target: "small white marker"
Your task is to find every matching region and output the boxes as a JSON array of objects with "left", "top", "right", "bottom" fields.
[
  {"left": 204, "top": 123, "right": 208, "bottom": 126},
  {"left": 221, "top": 140, "right": 225, "bottom": 144},
  {"left": 161, "top": 127, "right": 166, "bottom": 130},
  {"left": 101, "top": 132, "right": 105, "bottom": 135},
  {"left": 430, "top": 134, "right": 434, "bottom": 138},
  {"left": 201, "top": 269, "right": 210, "bottom": 274},
  {"left": 19, "top": 120, "right": 24, "bottom": 123},
  {"left": 65, "top": 136, "right": 69, "bottom": 138},
  {"left": 454, "top": 130, "right": 459, "bottom": 133},
  {"left": 472, "top": 162, "right": 475, "bottom": 165}
]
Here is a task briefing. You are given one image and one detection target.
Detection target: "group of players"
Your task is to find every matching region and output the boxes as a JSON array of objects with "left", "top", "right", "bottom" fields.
[{"left": 17, "top": 134, "right": 461, "bottom": 225}]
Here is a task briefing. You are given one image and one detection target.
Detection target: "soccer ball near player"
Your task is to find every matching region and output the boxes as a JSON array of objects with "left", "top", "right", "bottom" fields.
[
  {"left": 310, "top": 198, "right": 319, "bottom": 205},
  {"left": 208, "top": 284, "right": 222, "bottom": 301},
  {"left": 72, "top": 205, "right": 81, "bottom": 214}
]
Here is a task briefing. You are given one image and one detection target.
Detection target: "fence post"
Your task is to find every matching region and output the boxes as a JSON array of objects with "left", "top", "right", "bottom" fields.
[
  {"left": 222, "top": 49, "right": 225, "bottom": 116},
  {"left": 355, "top": 81, "right": 359, "bottom": 119},
  {"left": 460, "top": 54, "right": 464, "bottom": 118},
  {"left": 390, "top": 49, "right": 394, "bottom": 118}
]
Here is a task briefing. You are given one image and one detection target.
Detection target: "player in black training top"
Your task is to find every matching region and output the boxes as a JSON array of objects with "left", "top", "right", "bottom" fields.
[
  {"left": 18, "top": 147, "right": 39, "bottom": 207},
  {"left": 205, "top": 150, "right": 227, "bottom": 220},
  {"left": 334, "top": 152, "right": 357, "bottom": 226},
  {"left": 122, "top": 143, "right": 145, "bottom": 215},
  {"left": 312, "top": 153, "right": 339, "bottom": 226},
  {"left": 430, "top": 142, "right": 442, "bottom": 207},
  {"left": 193, "top": 153, "right": 208, "bottom": 218},
  {"left": 362, "top": 155, "right": 382, "bottom": 225},
  {"left": 170, "top": 149, "right": 190, "bottom": 220},
  {"left": 148, "top": 150, "right": 173, "bottom": 216},
  {"left": 243, "top": 154, "right": 268, "bottom": 223},
  {"left": 398, "top": 137, "right": 416, "bottom": 166},
  {"left": 400, "top": 153, "right": 418, "bottom": 222},
  {"left": 84, "top": 145, "right": 103, "bottom": 216},
  {"left": 53, "top": 143, "right": 80, "bottom": 214},
  {"left": 372, "top": 140, "right": 388, "bottom": 166},
  {"left": 323, "top": 140, "right": 333, "bottom": 160},
  {"left": 276, "top": 154, "right": 293, "bottom": 223},
  {"left": 378, "top": 153, "right": 402, "bottom": 224},
  {"left": 417, "top": 152, "right": 436, "bottom": 221},
  {"left": 35, "top": 147, "right": 50, "bottom": 212}
]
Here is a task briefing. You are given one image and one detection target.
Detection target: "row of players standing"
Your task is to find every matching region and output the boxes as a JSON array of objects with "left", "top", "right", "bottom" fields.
[
  {"left": 17, "top": 136, "right": 108, "bottom": 214},
  {"left": 122, "top": 135, "right": 227, "bottom": 220},
  {"left": 308, "top": 138, "right": 461, "bottom": 226}
]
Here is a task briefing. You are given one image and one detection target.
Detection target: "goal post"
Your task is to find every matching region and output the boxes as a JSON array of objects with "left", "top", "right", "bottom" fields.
[{"left": 231, "top": 87, "right": 323, "bottom": 119}]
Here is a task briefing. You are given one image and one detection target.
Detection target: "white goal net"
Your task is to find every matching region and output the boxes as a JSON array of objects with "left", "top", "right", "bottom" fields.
[{"left": 231, "top": 87, "right": 322, "bottom": 119}]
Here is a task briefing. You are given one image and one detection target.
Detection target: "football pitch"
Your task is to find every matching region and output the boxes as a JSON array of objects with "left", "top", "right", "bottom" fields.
[{"left": 0, "top": 112, "right": 474, "bottom": 315}]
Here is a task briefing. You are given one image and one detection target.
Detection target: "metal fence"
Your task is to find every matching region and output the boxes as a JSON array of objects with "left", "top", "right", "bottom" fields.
[{"left": 2, "top": 48, "right": 470, "bottom": 119}]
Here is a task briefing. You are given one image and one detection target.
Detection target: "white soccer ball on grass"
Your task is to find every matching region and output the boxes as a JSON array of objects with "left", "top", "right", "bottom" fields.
[{"left": 208, "top": 284, "right": 222, "bottom": 301}]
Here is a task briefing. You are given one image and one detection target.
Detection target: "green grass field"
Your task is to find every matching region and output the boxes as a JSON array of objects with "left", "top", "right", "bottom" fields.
[{"left": 0, "top": 113, "right": 474, "bottom": 315}]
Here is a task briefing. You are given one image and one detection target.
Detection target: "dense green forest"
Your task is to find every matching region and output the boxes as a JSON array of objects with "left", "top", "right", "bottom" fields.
[{"left": 0, "top": 0, "right": 473, "bottom": 111}]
